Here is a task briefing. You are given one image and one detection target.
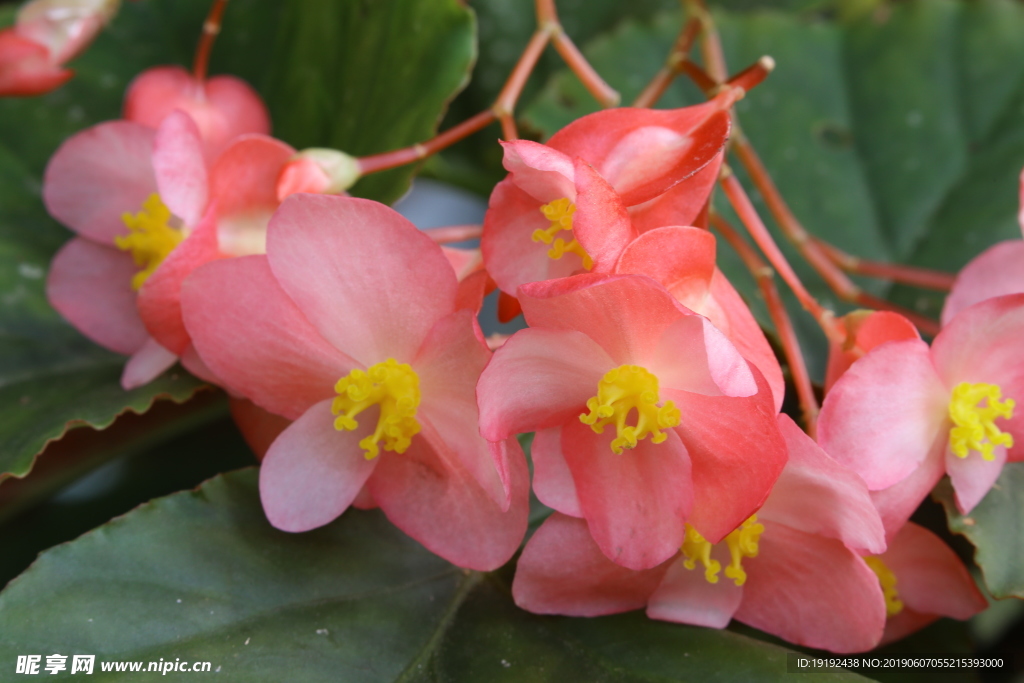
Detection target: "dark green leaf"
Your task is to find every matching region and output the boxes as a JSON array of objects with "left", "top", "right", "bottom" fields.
[
  {"left": 935, "top": 463, "right": 1024, "bottom": 600},
  {"left": 0, "top": 470, "right": 870, "bottom": 682}
]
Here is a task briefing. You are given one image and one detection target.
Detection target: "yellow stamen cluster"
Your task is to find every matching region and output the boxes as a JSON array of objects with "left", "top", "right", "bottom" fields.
[
  {"left": 864, "top": 556, "right": 904, "bottom": 617},
  {"left": 948, "top": 382, "right": 1015, "bottom": 461},
  {"left": 332, "top": 359, "right": 421, "bottom": 460},
  {"left": 532, "top": 197, "right": 594, "bottom": 270},
  {"left": 681, "top": 516, "right": 764, "bottom": 587},
  {"left": 115, "top": 194, "right": 183, "bottom": 290},
  {"left": 579, "top": 364, "right": 681, "bottom": 454}
]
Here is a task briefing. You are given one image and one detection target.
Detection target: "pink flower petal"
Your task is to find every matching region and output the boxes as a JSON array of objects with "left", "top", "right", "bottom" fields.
[
  {"left": 736, "top": 520, "right": 886, "bottom": 654},
  {"left": 531, "top": 426, "right": 582, "bottom": 518},
  {"left": 870, "top": 447, "right": 945, "bottom": 541},
  {"left": 649, "top": 314, "right": 757, "bottom": 398},
  {"left": 477, "top": 327, "right": 613, "bottom": 441},
  {"left": 647, "top": 554, "right": 743, "bottom": 628},
  {"left": 512, "top": 513, "right": 669, "bottom": 616},
  {"left": 546, "top": 104, "right": 730, "bottom": 206},
  {"left": 209, "top": 134, "right": 295, "bottom": 257},
  {"left": 519, "top": 273, "right": 691, "bottom": 367},
  {"left": 759, "top": 415, "right": 885, "bottom": 555},
  {"left": 121, "top": 337, "right": 177, "bottom": 390},
  {"left": 229, "top": 397, "right": 291, "bottom": 461},
  {"left": 481, "top": 178, "right": 582, "bottom": 295},
  {"left": 571, "top": 158, "right": 637, "bottom": 272},
  {"left": 259, "top": 399, "right": 379, "bottom": 532},
  {"left": 266, "top": 195, "right": 457, "bottom": 365},
  {"left": 137, "top": 206, "right": 222, "bottom": 355},
  {"left": 181, "top": 255, "right": 353, "bottom": 420},
  {"left": 124, "top": 66, "right": 270, "bottom": 160},
  {"left": 500, "top": 139, "right": 576, "bottom": 203},
  {"left": 941, "top": 240, "right": 1024, "bottom": 325},
  {"left": 628, "top": 154, "right": 722, "bottom": 232},
  {"left": 152, "top": 110, "right": 208, "bottom": 228},
  {"left": 368, "top": 428, "right": 529, "bottom": 571},
  {"left": 414, "top": 310, "right": 509, "bottom": 508},
  {"left": 946, "top": 442, "right": 1007, "bottom": 514},
  {"left": 0, "top": 29, "right": 72, "bottom": 96},
  {"left": 666, "top": 369, "right": 786, "bottom": 544},
  {"left": 562, "top": 419, "right": 693, "bottom": 571},
  {"left": 614, "top": 226, "right": 716, "bottom": 304},
  {"left": 43, "top": 120, "right": 157, "bottom": 244},
  {"left": 46, "top": 237, "right": 148, "bottom": 355},
  {"left": 825, "top": 311, "right": 920, "bottom": 393},
  {"left": 818, "top": 339, "right": 949, "bottom": 490},
  {"left": 880, "top": 522, "right": 986, "bottom": 622}
]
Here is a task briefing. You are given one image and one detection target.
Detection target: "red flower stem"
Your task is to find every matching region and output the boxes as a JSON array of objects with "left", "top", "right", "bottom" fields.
[
  {"left": 193, "top": 0, "right": 230, "bottom": 83},
  {"left": 687, "top": 0, "right": 728, "bottom": 83},
  {"left": 425, "top": 224, "right": 483, "bottom": 244},
  {"left": 810, "top": 238, "right": 956, "bottom": 291},
  {"left": 357, "top": 110, "right": 496, "bottom": 175},
  {"left": 719, "top": 166, "right": 842, "bottom": 344},
  {"left": 492, "top": 28, "right": 552, "bottom": 136},
  {"left": 632, "top": 18, "right": 701, "bottom": 108},
  {"left": 710, "top": 211, "right": 819, "bottom": 436},
  {"left": 551, "top": 30, "right": 620, "bottom": 107}
]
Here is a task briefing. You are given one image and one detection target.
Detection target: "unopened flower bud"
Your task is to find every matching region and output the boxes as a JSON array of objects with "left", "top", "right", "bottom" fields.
[{"left": 276, "top": 148, "right": 361, "bottom": 201}]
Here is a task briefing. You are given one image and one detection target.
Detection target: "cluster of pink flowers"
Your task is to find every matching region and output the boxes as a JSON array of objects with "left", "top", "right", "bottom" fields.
[{"left": 41, "top": 53, "right": 1022, "bottom": 655}]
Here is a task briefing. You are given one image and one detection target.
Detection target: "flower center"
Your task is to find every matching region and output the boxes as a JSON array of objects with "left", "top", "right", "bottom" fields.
[
  {"left": 864, "top": 556, "right": 903, "bottom": 616},
  {"left": 332, "top": 359, "right": 421, "bottom": 460},
  {"left": 681, "top": 516, "right": 764, "bottom": 587},
  {"left": 532, "top": 197, "right": 593, "bottom": 270},
  {"left": 579, "top": 364, "right": 681, "bottom": 454},
  {"left": 948, "top": 382, "right": 1015, "bottom": 461},
  {"left": 115, "top": 193, "right": 184, "bottom": 290}
]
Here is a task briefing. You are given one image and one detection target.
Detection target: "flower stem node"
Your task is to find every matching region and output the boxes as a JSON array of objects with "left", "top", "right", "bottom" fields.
[
  {"left": 332, "top": 359, "right": 422, "bottom": 460},
  {"left": 580, "top": 364, "right": 680, "bottom": 454},
  {"left": 864, "top": 556, "right": 904, "bottom": 616},
  {"left": 115, "top": 193, "right": 183, "bottom": 290},
  {"left": 948, "top": 382, "right": 1015, "bottom": 461},
  {"left": 276, "top": 148, "right": 362, "bottom": 201},
  {"left": 532, "top": 197, "right": 593, "bottom": 270},
  {"left": 682, "top": 515, "right": 764, "bottom": 587}
]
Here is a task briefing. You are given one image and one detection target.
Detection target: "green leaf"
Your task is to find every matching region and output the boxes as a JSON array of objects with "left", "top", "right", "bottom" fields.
[
  {"left": 934, "top": 463, "right": 1024, "bottom": 600},
  {"left": 262, "top": 0, "right": 476, "bottom": 204},
  {"left": 521, "top": 0, "right": 1024, "bottom": 376},
  {"left": 0, "top": 469, "right": 870, "bottom": 682}
]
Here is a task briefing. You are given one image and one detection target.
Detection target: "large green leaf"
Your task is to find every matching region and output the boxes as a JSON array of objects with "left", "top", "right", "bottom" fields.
[
  {"left": 521, "top": 0, "right": 1024, "bottom": 377},
  {"left": 0, "top": 469, "right": 870, "bottom": 682},
  {"left": 0, "top": 0, "right": 476, "bottom": 483},
  {"left": 934, "top": 463, "right": 1024, "bottom": 600}
]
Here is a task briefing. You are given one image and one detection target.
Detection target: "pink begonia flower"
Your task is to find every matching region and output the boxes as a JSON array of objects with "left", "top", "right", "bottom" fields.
[
  {"left": 513, "top": 415, "right": 889, "bottom": 653},
  {"left": 0, "top": 0, "right": 118, "bottom": 96},
  {"left": 575, "top": 172, "right": 784, "bottom": 411},
  {"left": 181, "top": 194, "right": 529, "bottom": 570},
  {"left": 124, "top": 65, "right": 270, "bottom": 161},
  {"left": 819, "top": 294, "right": 1024, "bottom": 519},
  {"left": 481, "top": 95, "right": 735, "bottom": 298},
  {"left": 941, "top": 169, "right": 1024, "bottom": 325},
  {"left": 44, "top": 110, "right": 293, "bottom": 388},
  {"left": 477, "top": 272, "right": 786, "bottom": 570},
  {"left": 824, "top": 310, "right": 919, "bottom": 393}
]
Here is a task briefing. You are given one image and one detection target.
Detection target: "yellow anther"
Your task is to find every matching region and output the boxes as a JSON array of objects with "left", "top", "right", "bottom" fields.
[
  {"left": 580, "top": 365, "right": 681, "bottom": 454},
  {"left": 682, "top": 525, "right": 722, "bottom": 583},
  {"left": 115, "top": 194, "right": 183, "bottom": 290},
  {"left": 948, "top": 382, "right": 1015, "bottom": 461},
  {"left": 864, "top": 556, "right": 904, "bottom": 617},
  {"left": 681, "top": 515, "right": 763, "bottom": 587},
  {"left": 332, "top": 359, "right": 421, "bottom": 460},
  {"left": 532, "top": 197, "right": 594, "bottom": 270}
]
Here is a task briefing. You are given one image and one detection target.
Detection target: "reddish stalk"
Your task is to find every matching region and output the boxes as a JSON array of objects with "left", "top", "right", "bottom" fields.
[
  {"left": 193, "top": 0, "right": 230, "bottom": 83},
  {"left": 718, "top": 166, "right": 842, "bottom": 344},
  {"left": 358, "top": 110, "right": 496, "bottom": 175},
  {"left": 810, "top": 238, "right": 956, "bottom": 291},
  {"left": 711, "top": 211, "right": 819, "bottom": 436},
  {"left": 425, "top": 224, "right": 483, "bottom": 244},
  {"left": 632, "top": 18, "right": 700, "bottom": 108}
]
